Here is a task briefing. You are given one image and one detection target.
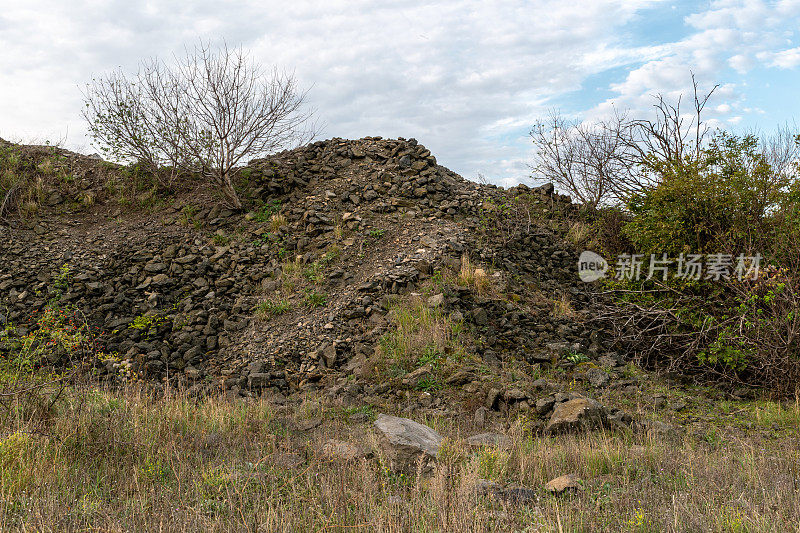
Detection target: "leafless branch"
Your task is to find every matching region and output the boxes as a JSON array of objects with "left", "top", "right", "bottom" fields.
[{"left": 83, "top": 41, "right": 317, "bottom": 208}]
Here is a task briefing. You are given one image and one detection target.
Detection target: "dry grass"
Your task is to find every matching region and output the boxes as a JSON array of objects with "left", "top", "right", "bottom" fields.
[
  {"left": 552, "top": 293, "right": 577, "bottom": 318},
  {"left": 1, "top": 170, "right": 42, "bottom": 219},
  {"left": 457, "top": 253, "right": 490, "bottom": 295},
  {"left": 279, "top": 257, "right": 303, "bottom": 292},
  {"left": 373, "top": 296, "right": 469, "bottom": 383},
  {"left": 269, "top": 213, "right": 287, "bottom": 232},
  {"left": 78, "top": 190, "right": 96, "bottom": 207},
  {"left": 566, "top": 220, "right": 591, "bottom": 247},
  {"left": 1, "top": 382, "right": 798, "bottom": 532}
]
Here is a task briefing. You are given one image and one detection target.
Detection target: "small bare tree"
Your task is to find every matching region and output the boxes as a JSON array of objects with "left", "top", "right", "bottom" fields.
[
  {"left": 529, "top": 111, "right": 628, "bottom": 208},
  {"left": 758, "top": 123, "right": 800, "bottom": 183},
  {"left": 616, "top": 74, "right": 719, "bottom": 195},
  {"left": 530, "top": 74, "right": 721, "bottom": 206},
  {"left": 83, "top": 42, "right": 315, "bottom": 208}
]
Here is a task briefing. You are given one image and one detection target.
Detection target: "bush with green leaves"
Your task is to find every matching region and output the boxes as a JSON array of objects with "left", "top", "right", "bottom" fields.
[
  {"left": 591, "top": 130, "right": 800, "bottom": 393},
  {"left": 624, "top": 132, "right": 797, "bottom": 257}
]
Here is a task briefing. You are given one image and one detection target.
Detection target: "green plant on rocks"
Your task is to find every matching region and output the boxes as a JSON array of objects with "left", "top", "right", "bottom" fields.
[
  {"left": 565, "top": 351, "right": 589, "bottom": 364},
  {"left": 376, "top": 297, "right": 469, "bottom": 382},
  {"left": 256, "top": 298, "right": 292, "bottom": 321},
  {"left": 303, "top": 290, "right": 327, "bottom": 309}
]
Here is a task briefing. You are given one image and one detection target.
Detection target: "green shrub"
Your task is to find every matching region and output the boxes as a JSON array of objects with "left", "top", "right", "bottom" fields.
[
  {"left": 624, "top": 133, "right": 793, "bottom": 256},
  {"left": 593, "top": 132, "right": 800, "bottom": 393},
  {"left": 303, "top": 290, "right": 327, "bottom": 309}
]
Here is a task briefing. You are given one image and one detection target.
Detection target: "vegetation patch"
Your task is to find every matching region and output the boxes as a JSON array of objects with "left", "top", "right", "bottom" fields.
[
  {"left": 374, "top": 295, "right": 471, "bottom": 386},
  {"left": 255, "top": 298, "right": 292, "bottom": 321}
]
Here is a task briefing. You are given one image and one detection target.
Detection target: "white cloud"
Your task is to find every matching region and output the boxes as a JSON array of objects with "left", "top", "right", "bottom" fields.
[
  {"left": 728, "top": 53, "right": 753, "bottom": 73},
  {"left": 586, "top": 0, "right": 800, "bottom": 134},
  {"left": 766, "top": 46, "right": 800, "bottom": 68},
  {"left": 0, "top": 0, "right": 797, "bottom": 185}
]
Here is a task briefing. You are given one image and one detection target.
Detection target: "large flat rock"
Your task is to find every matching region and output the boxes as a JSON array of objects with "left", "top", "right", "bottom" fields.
[{"left": 374, "top": 414, "right": 442, "bottom": 473}]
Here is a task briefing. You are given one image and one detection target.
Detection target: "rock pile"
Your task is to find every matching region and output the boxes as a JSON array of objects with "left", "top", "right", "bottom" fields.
[{"left": 1, "top": 136, "right": 626, "bottom": 423}]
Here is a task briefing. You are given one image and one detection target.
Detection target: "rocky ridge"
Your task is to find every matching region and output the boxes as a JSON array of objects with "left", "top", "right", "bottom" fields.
[{"left": 1, "top": 136, "right": 642, "bottom": 433}]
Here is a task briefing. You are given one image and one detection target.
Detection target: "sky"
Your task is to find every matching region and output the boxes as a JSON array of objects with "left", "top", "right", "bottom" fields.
[{"left": 1, "top": 0, "right": 799, "bottom": 186}]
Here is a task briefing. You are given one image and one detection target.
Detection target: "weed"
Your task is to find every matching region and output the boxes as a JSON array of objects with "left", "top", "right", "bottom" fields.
[
  {"left": 253, "top": 199, "right": 282, "bottom": 223},
  {"left": 212, "top": 232, "right": 230, "bottom": 246},
  {"left": 269, "top": 212, "right": 287, "bottom": 232},
  {"left": 321, "top": 245, "right": 341, "bottom": 265},
  {"left": 303, "top": 290, "right": 327, "bottom": 309},
  {"left": 255, "top": 298, "right": 292, "bottom": 321},
  {"left": 415, "top": 376, "right": 442, "bottom": 391},
  {"left": 457, "top": 253, "right": 490, "bottom": 295},
  {"left": 566, "top": 220, "right": 591, "bottom": 247},
  {"left": 552, "top": 294, "right": 576, "bottom": 318},
  {"left": 128, "top": 312, "right": 170, "bottom": 336},
  {"left": 302, "top": 262, "right": 325, "bottom": 284},
  {"left": 376, "top": 296, "right": 469, "bottom": 381},
  {"left": 178, "top": 205, "right": 199, "bottom": 226},
  {"left": 565, "top": 351, "right": 589, "bottom": 364},
  {"left": 0, "top": 382, "right": 796, "bottom": 531}
]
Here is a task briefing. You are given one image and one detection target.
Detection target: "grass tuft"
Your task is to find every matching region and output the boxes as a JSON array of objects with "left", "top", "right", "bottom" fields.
[
  {"left": 457, "top": 253, "right": 490, "bottom": 295},
  {"left": 255, "top": 297, "right": 292, "bottom": 321}
]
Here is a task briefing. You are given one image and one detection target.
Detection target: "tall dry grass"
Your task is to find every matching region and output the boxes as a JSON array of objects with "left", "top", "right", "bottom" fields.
[
  {"left": 0, "top": 382, "right": 798, "bottom": 531},
  {"left": 457, "top": 254, "right": 490, "bottom": 296}
]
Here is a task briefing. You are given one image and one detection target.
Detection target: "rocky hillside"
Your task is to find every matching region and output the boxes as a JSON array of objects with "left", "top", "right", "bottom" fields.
[{"left": 1, "top": 136, "right": 647, "bottom": 433}]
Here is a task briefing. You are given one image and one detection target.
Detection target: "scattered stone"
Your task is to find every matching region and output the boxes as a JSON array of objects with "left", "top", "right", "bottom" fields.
[
  {"left": 545, "top": 473, "right": 582, "bottom": 494},
  {"left": 274, "top": 453, "right": 305, "bottom": 469},
  {"left": 607, "top": 408, "right": 634, "bottom": 429},
  {"left": 641, "top": 419, "right": 678, "bottom": 438},
  {"left": 671, "top": 400, "right": 687, "bottom": 411},
  {"left": 653, "top": 395, "right": 668, "bottom": 409},
  {"left": 471, "top": 307, "right": 489, "bottom": 326},
  {"left": 427, "top": 293, "right": 445, "bottom": 307},
  {"left": 298, "top": 418, "right": 322, "bottom": 431},
  {"left": 321, "top": 439, "right": 363, "bottom": 461},
  {"left": 373, "top": 414, "right": 442, "bottom": 474},
  {"left": 474, "top": 478, "right": 502, "bottom": 497},
  {"left": 586, "top": 367, "right": 609, "bottom": 388},
  {"left": 349, "top": 411, "right": 372, "bottom": 423},
  {"left": 248, "top": 373, "right": 270, "bottom": 389},
  {"left": 474, "top": 406, "right": 489, "bottom": 428},
  {"left": 623, "top": 385, "right": 639, "bottom": 395},
  {"left": 501, "top": 485, "right": 538, "bottom": 504},
  {"left": 485, "top": 388, "right": 501, "bottom": 409},
  {"left": 446, "top": 371, "right": 474, "bottom": 386},
  {"left": 536, "top": 396, "right": 556, "bottom": 415},
  {"left": 402, "top": 365, "right": 432, "bottom": 388},
  {"left": 504, "top": 388, "right": 528, "bottom": 401},
  {"left": 546, "top": 397, "right": 608, "bottom": 434},
  {"left": 475, "top": 480, "right": 537, "bottom": 505}
]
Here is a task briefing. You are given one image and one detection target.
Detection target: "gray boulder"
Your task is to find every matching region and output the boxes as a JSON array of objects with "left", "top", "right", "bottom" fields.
[
  {"left": 545, "top": 397, "right": 608, "bottom": 434},
  {"left": 374, "top": 414, "right": 442, "bottom": 473}
]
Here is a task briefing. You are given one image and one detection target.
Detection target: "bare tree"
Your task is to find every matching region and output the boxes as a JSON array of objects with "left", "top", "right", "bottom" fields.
[
  {"left": 529, "top": 111, "right": 628, "bottom": 208},
  {"left": 617, "top": 74, "right": 719, "bottom": 193},
  {"left": 83, "top": 42, "right": 315, "bottom": 208},
  {"left": 759, "top": 123, "right": 800, "bottom": 183},
  {"left": 530, "top": 74, "right": 721, "bottom": 206}
]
